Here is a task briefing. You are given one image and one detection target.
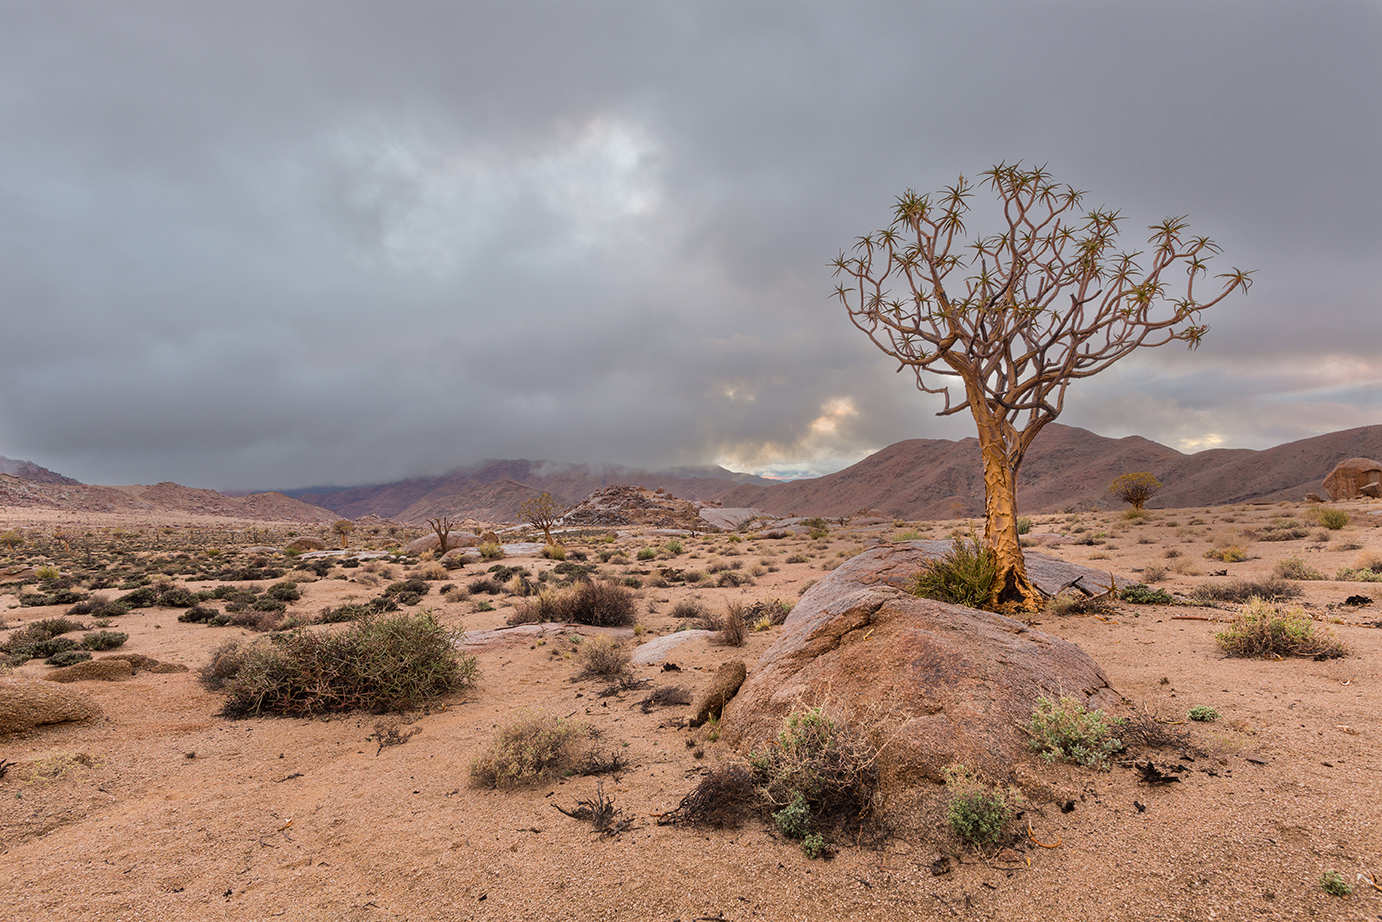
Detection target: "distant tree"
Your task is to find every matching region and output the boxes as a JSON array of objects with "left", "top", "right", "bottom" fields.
[
  {"left": 833, "top": 162, "right": 1251, "bottom": 610},
  {"left": 0, "top": 530, "right": 23, "bottom": 552},
  {"left": 1109, "top": 472, "right": 1163, "bottom": 512},
  {"left": 518, "top": 493, "right": 565, "bottom": 546},
  {"left": 427, "top": 516, "right": 456, "bottom": 554},
  {"left": 332, "top": 519, "right": 355, "bottom": 548}
]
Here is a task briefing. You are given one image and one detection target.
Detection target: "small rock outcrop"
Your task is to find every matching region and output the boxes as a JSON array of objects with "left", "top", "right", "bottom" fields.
[
  {"left": 1323, "top": 458, "right": 1382, "bottom": 501},
  {"left": 721, "top": 544, "right": 1123, "bottom": 787},
  {"left": 0, "top": 677, "right": 103, "bottom": 734},
  {"left": 405, "top": 533, "right": 478, "bottom": 555},
  {"left": 692, "top": 660, "right": 747, "bottom": 725},
  {"left": 285, "top": 536, "right": 327, "bottom": 552}
]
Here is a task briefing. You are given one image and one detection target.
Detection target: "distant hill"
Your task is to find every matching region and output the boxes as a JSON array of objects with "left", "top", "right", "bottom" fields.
[
  {"left": 0, "top": 455, "right": 81, "bottom": 486},
  {"left": 285, "top": 460, "right": 775, "bottom": 524},
  {"left": 713, "top": 423, "right": 1382, "bottom": 518}
]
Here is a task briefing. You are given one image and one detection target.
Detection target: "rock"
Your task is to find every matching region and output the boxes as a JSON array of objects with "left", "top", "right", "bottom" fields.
[
  {"left": 698, "top": 508, "right": 768, "bottom": 531},
  {"left": 692, "top": 660, "right": 747, "bottom": 725},
  {"left": 1361, "top": 483, "right": 1382, "bottom": 499},
  {"left": 721, "top": 544, "right": 1122, "bottom": 788},
  {"left": 631, "top": 629, "right": 717, "bottom": 665},
  {"left": 1323, "top": 458, "right": 1382, "bottom": 501},
  {"left": 243, "top": 546, "right": 281, "bottom": 555},
  {"left": 1304, "top": 493, "right": 1325, "bottom": 504},
  {"left": 479, "top": 531, "right": 500, "bottom": 546},
  {"left": 285, "top": 536, "right": 327, "bottom": 552},
  {"left": 44, "top": 660, "right": 135, "bottom": 683},
  {"left": 0, "top": 676, "right": 103, "bottom": 734},
  {"left": 405, "top": 532, "right": 478, "bottom": 556}
]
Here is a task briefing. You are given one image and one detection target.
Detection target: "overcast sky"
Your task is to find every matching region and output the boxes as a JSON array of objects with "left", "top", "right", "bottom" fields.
[{"left": 1, "top": 1, "right": 1378, "bottom": 491}]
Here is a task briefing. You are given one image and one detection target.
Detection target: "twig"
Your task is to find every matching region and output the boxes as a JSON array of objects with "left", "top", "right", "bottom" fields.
[
  {"left": 1027, "top": 820, "right": 1061, "bottom": 848},
  {"left": 1171, "top": 615, "right": 1217, "bottom": 622}
]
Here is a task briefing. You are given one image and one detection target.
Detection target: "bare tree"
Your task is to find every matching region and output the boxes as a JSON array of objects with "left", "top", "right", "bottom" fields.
[
  {"left": 833, "top": 163, "right": 1251, "bottom": 610},
  {"left": 517, "top": 492, "right": 564, "bottom": 546},
  {"left": 426, "top": 516, "right": 455, "bottom": 553},
  {"left": 1109, "top": 472, "right": 1163, "bottom": 512}
]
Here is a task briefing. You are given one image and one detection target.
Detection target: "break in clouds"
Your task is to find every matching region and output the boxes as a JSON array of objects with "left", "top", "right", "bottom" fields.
[{"left": 0, "top": 1, "right": 1378, "bottom": 490}]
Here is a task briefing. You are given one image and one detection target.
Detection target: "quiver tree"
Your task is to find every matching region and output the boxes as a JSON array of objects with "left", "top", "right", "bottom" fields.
[
  {"left": 332, "top": 519, "right": 355, "bottom": 548},
  {"left": 1109, "top": 472, "right": 1163, "bottom": 512},
  {"left": 833, "top": 163, "right": 1251, "bottom": 611},
  {"left": 517, "top": 492, "right": 564, "bottom": 546},
  {"left": 427, "top": 516, "right": 456, "bottom": 553}
]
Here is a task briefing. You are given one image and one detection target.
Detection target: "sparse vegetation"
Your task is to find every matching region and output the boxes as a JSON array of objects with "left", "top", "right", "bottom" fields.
[
  {"left": 748, "top": 705, "right": 879, "bottom": 834},
  {"left": 1119, "top": 583, "right": 1173, "bottom": 604},
  {"left": 944, "top": 764, "right": 1015, "bottom": 846},
  {"left": 1215, "top": 599, "right": 1349, "bottom": 659},
  {"left": 468, "top": 710, "right": 591, "bottom": 789},
  {"left": 1189, "top": 579, "right": 1300, "bottom": 604},
  {"left": 1109, "top": 472, "right": 1163, "bottom": 512},
  {"left": 1188, "top": 705, "right": 1220, "bottom": 722},
  {"left": 1273, "top": 556, "right": 1325, "bottom": 581},
  {"left": 574, "top": 636, "right": 631, "bottom": 679},
  {"left": 1320, "top": 870, "right": 1353, "bottom": 897},
  {"left": 1309, "top": 507, "right": 1350, "bottom": 530},
  {"left": 909, "top": 535, "right": 997, "bottom": 609},
  {"left": 1026, "top": 696, "right": 1125, "bottom": 768}
]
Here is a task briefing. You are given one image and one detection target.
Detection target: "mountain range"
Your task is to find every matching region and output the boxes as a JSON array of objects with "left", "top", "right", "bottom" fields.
[{"left": 4, "top": 423, "right": 1379, "bottom": 524}]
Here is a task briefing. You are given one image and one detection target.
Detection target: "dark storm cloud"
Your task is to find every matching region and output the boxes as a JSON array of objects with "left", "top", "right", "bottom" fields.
[{"left": 1, "top": 1, "right": 1377, "bottom": 489}]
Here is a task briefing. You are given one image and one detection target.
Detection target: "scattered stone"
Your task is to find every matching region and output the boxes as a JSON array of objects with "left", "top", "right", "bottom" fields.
[{"left": 0, "top": 676, "right": 103, "bottom": 734}]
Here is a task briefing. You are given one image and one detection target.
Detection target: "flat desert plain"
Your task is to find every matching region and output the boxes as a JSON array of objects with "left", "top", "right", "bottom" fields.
[{"left": 2, "top": 502, "right": 1380, "bottom": 922}]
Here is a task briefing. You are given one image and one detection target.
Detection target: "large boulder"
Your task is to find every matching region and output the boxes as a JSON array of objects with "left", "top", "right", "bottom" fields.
[
  {"left": 1323, "top": 458, "right": 1382, "bottom": 500},
  {"left": 285, "top": 536, "right": 327, "bottom": 552},
  {"left": 721, "top": 543, "right": 1123, "bottom": 788},
  {"left": 0, "top": 676, "right": 103, "bottom": 734},
  {"left": 405, "top": 532, "right": 478, "bottom": 556}
]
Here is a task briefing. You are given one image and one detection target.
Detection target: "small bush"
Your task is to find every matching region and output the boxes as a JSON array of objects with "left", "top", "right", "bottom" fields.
[
  {"left": 478, "top": 542, "right": 504, "bottom": 560},
  {"left": 1026, "top": 696, "right": 1125, "bottom": 768},
  {"left": 710, "top": 601, "right": 748, "bottom": 647},
  {"left": 636, "top": 547, "right": 656, "bottom": 561},
  {"left": 664, "top": 540, "right": 683, "bottom": 555},
  {"left": 944, "top": 765, "right": 1014, "bottom": 846},
  {"left": 156, "top": 586, "right": 198, "bottom": 608},
  {"left": 909, "top": 536, "right": 996, "bottom": 609},
  {"left": 772, "top": 792, "right": 812, "bottom": 839},
  {"left": 1203, "top": 546, "right": 1248, "bottom": 563},
  {"left": 469, "top": 710, "right": 591, "bottom": 789},
  {"left": 1273, "top": 557, "right": 1324, "bottom": 581},
  {"left": 540, "top": 544, "right": 566, "bottom": 561},
  {"left": 80, "top": 630, "right": 128, "bottom": 651},
  {"left": 1334, "top": 566, "right": 1382, "bottom": 583},
  {"left": 46, "top": 649, "right": 93, "bottom": 667},
  {"left": 1320, "top": 870, "right": 1353, "bottom": 897},
  {"left": 265, "top": 581, "right": 301, "bottom": 602},
  {"left": 561, "top": 581, "right": 637, "bottom": 627},
  {"left": 1188, "top": 579, "right": 1300, "bottom": 604},
  {"left": 1215, "top": 599, "right": 1349, "bottom": 659},
  {"left": 749, "top": 705, "right": 879, "bottom": 827},
  {"left": 575, "top": 637, "right": 631, "bottom": 679},
  {"left": 213, "top": 611, "right": 477, "bottom": 717},
  {"left": 669, "top": 600, "right": 707, "bottom": 620},
  {"left": 468, "top": 576, "right": 502, "bottom": 595},
  {"left": 118, "top": 587, "right": 159, "bottom": 608},
  {"left": 1119, "top": 583, "right": 1172, "bottom": 604},
  {"left": 2, "top": 616, "right": 89, "bottom": 652},
  {"left": 1311, "top": 507, "right": 1350, "bottom": 530},
  {"left": 1015, "top": 516, "right": 1032, "bottom": 535},
  {"left": 657, "top": 763, "right": 756, "bottom": 828},
  {"left": 1188, "top": 705, "right": 1220, "bottom": 722}
]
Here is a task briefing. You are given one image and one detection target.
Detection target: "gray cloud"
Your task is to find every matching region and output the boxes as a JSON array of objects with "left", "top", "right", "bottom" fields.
[{"left": 1, "top": 1, "right": 1377, "bottom": 490}]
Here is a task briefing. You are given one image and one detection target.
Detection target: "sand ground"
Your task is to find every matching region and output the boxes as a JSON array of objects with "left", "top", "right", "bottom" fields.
[{"left": 2, "top": 501, "right": 1380, "bottom": 921}]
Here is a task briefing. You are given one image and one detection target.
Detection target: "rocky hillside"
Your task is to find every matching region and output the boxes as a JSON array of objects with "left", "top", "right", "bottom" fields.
[
  {"left": 0, "top": 476, "right": 339, "bottom": 523},
  {"left": 0, "top": 455, "right": 81, "bottom": 486}
]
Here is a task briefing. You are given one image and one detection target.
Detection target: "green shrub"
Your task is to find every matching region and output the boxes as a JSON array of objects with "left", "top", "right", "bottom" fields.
[
  {"left": 1320, "top": 870, "right": 1352, "bottom": 896},
  {"left": 944, "top": 765, "right": 1014, "bottom": 846},
  {"left": 2, "top": 616, "right": 89, "bottom": 651},
  {"left": 1187, "top": 705, "right": 1220, "bottom": 722},
  {"left": 1312, "top": 507, "right": 1350, "bottom": 530},
  {"left": 266, "top": 581, "right": 301, "bottom": 602},
  {"left": 909, "top": 536, "right": 997, "bottom": 609},
  {"left": 664, "top": 540, "right": 683, "bottom": 555},
  {"left": 118, "top": 587, "right": 159, "bottom": 608},
  {"left": 636, "top": 547, "right": 656, "bottom": 561},
  {"left": 1215, "top": 599, "right": 1349, "bottom": 659},
  {"left": 800, "top": 832, "right": 827, "bottom": 859},
  {"left": 1334, "top": 566, "right": 1382, "bottom": 582},
  {"left": 478, "top": 542, "right": 504, "bottom": 560},
  {"left": 1119, "top": 583, "right": 1173, "bottom": 604},
  {"left": 1188, "top": 579, "right": 1300, "bottom": 604},
  {"left": 1203, "top": 546, "right": 1248, "bottom": 563},
  {"left": 46, "top": 649, "right": 92, "bottom": 667},
  {"left": 468, "top": 710, "right": 591, "bottom": 788},
  {"left": 1026, "top": 696, "right": 1125, "bottom": 768},
  {"left": 772, "top": 792, "right": 812, "bottom": 839},
  {"left": 213, "top": 611, "right": 477, "bottom": 717},
  {"left": 80, "top": 630, "right": 128, "bottom": 651},
  {"left": 156, "top": 586, "right": 198, "bottom": 608},
  {"left": 1015, "top": 516, "right": 1032, "bottom": 535},
  {"left": 540, "top": 543, "right": 566, "bottom": 561}
]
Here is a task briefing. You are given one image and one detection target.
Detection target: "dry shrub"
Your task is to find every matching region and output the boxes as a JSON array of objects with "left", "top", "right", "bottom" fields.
[
  {"left": 1120, "top": 703, "right": 1192, "bottom": 751},
  {"left": 1044, "top": 591, "right": 1117, "bottom": 617},
  {"left": 560, "top": 580, "right": 637, "bottom": 627},
  {"left": 468, "top": 710, "right": 591, "bottom": 789},
  {"left": 507, "top": 589, "right": 564, "bottom": 625},
  {"left": 1216, "top": 599, "right": 1349, "bottom": 659},
  {"left": 657, "top": 763, "right": 757, "bottom": 828},
  {"left": 669, "top": 599, "right": 708, "bottom": 620},
  {"left": 748, "top": 705, "right": 880, "bottom": 827},
  {"left": 414, "top": 562, "right": 448, "bottom": 581},
  {"left": 1273, "top": 556, "right": 1325, "bottom": 581},
  {"left": 1354, "top": 550, "right": 1382, "bottom": 572},
  {"left": 575, "top": 636, "right": 631, "bottom": 679},
  {"left": 1189, "top": 578, "right": 1300, "bottom": 604},
  {"left": 210, "top": 612, "right": 478, "bottom": 717},
  {"left": 706, "top": 601, "right": 748, "bottom": 646}
]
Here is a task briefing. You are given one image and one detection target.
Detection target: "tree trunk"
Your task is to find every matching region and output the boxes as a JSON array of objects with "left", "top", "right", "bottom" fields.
[{"left": 970, "top": 405, "right": 1043, "bottom": 611}]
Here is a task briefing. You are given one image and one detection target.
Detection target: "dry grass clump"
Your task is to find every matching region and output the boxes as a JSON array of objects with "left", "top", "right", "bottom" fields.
[
  {"left": 1215, "top": 598, "right": 1349, "bottom": 659},
  {"left": 1273, "top": 556, "right": 1325, "bottom": 581},
  {"left": 1189, "top": 578, "right": 1301, "bottom": 604},
  {"left": 700, "top": 600, "right": 748, "bottom": 646},
  {"left": 575, "top": 636, "right": 631, "bottom": 679},
  {"left": 413, "top": 562, "right": 448, "bottom": 581},
  {"left": 748, "top": 705, "right": 880, "bottom": 826},
  {"left": 468, "top": 710, "right": 592, "bottom": 789},
  {"left": 909, "top": 535, "right": 996, "bottom": 609},
  {"left": 506, "top": 581, "right": 637, "bottom": 627},
  {"left": 206, "top": 612, "right": 477, "bottom": 717}
]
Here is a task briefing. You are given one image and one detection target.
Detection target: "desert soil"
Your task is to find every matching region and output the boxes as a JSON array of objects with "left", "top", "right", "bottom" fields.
[{"left": 2, "top": 502, "right": 1380, "bottom": 921}]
